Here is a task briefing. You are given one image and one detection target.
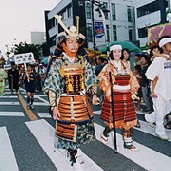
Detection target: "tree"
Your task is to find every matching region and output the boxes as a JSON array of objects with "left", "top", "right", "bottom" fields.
[{"left": 14, "top": 42, "right": 41, "bottom": 60}]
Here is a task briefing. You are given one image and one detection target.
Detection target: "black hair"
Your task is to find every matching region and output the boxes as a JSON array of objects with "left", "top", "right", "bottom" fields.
[
  {"left": 121, "top": 48, "right": 130, "bottom": 60},
  {"left": 110, "top": 51, "right": 114, "bottom": 60},
  {"left": 11, "top": 61, "right": 15, "bottom": 65},
  {"left": 97, "top": 57, "right": 107, "bottom": 63},
  {"left": 150, "top": 45, "right": 162, "bottom": 57},
  {"left": 141, "top": 54, "right": 151, "bottom": 65},
  {"left": 134, "top": 65, "right": 141, "bottom": 73},
  {"left": 26, "top": 63, "right": 32, "bottom": 67},
  {"left": 158, "top": 35, "right": 171, "bottom": 41}
]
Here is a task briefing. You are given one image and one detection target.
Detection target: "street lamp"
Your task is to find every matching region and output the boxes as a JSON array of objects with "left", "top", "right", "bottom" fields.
[
  {"left": 91, "top": 0, "right": 110, "bottom": 50},
  {"left": 78, "top": 0, "right": 110, "bottom": 50}
]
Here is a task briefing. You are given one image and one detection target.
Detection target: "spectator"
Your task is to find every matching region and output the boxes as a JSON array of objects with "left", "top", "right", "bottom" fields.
[
  {"left": 0, "top": 63, "right": 7, "bottom": 96},
  {"left": 95, "top": 55, "right": 107, "bottom": 76},
  {"left": 121, "top": 48, "right": 131, "bottom": 68},
  {"left": 136, "top": 54, "right": 152, "bottom": 113},
  {"left": 8, "top": 61, "right": 19, "bottom": 95},
  {"left": 133, "top": 53, "right": 141, "bottom": 66},
  {"left": 133, "top": 65, "right": 142, "bottom": 111}
]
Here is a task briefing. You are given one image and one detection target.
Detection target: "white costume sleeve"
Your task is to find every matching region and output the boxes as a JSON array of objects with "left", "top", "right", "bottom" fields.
[{"left": 145, "top": 58, "right": 162, "bottom": 80}]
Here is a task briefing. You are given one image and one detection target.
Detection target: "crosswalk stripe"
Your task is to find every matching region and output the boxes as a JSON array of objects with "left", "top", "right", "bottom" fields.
[
  {"left": 0, "top": 112, "right": 25, "bottom": 116},
  {"left": 0, "top": 96, "right": 18, "bottom": 98},
  {"left": 36, "top": 96, "right": 49, "bottom": 103},
  {"left": 33, "top": 102, "right": 49, "bottom": 106},
  {"left": 93, "top": 110, "right": 101, "bottom": 115},
  {"left": 0, "top": 102, "right": 20, "bottom": 105},
  {"left": 0, "top": 127, "right": 19, "bottom": 171},
  {"left": 3, "top": 92, "right": 18, "bottom": 95},
  {"left": 134, "top": 120, "right": 171, "bottom": 142},
  {"left": 25, "top": 119, "right": 103, "bottom": 171},
  {"left": 24, "top": 96, "right": 49, "bottom": 104},
  {"left": 37, "top": 113, "right": 51, "bottom": 118},
  {"left": 94, "top": 123, "right": 171, "bottom": 171}
]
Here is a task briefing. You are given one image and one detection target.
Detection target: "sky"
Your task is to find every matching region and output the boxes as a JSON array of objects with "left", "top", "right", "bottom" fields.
[{"left": 0, "top": 0, "right": 61, "bottom": 57}]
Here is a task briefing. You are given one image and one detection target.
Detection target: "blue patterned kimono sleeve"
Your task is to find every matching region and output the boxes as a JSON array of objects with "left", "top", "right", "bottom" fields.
[
  {"left": 83, "top": 57, "right": 97, "bottom": 95},
  {"left": 43, "top": 58, "right": 64, "bottom": 99}
]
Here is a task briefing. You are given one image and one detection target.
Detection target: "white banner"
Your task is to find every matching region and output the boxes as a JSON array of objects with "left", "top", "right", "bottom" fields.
[
  {"left": 3, "top": 64, "right": 11, "bottom": 70},
  {"left": 14, "top": 52, "right": 34, "bottom": 64}
]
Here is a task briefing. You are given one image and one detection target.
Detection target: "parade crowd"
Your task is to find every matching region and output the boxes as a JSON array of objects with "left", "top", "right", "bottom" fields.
[{"left": 0, "top": 18, "right": 171, "bottom": 167}]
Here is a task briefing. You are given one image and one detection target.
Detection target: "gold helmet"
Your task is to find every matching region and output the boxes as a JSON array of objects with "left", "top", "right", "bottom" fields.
[{"left": 54, "top": 15, "right": 85, "bottom": 39}]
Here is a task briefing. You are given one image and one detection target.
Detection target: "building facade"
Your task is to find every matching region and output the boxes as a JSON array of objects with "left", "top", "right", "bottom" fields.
[
  {"left": 45, "top": 0, "right": 136, "bottom": 54},
  {"left": 31, "top": 32, "right": 46, "bottom": 45},
  {"left": 133, "top": 0, "right": 169, "bottom": 48}
]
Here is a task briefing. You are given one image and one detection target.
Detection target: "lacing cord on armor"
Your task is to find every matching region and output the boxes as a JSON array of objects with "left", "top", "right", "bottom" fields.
[
  {"left": 61, "top": 89, "right": 86, "bottom": 96},
  {"left": 80, "top": 91, "right": 92, "bottom": 120}
]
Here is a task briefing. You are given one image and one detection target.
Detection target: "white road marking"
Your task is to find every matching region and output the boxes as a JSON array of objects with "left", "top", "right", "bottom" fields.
[
  {"left": 0, "top": 96, "right": 18, "bottom": 98},
  {"left": 0, "top": 112, "right": 25, "bottom": 116},
  {"left": 93, "top": 110, "right": 101, "bottom": 115},
  {"left": 95, "top": 123, "right": 171, "bottom": 171},
  {"left": 25, "top": 119, "right": 103, "bottom": 171},
  {"left": 134, "top": 120, "right": 171, "bottom": 142},
  {"left": 20, "top": 92, "right": 26, "bottom": 95},
  {"left": 33, "top": 102, "right": 49, "bottom": 106},
  {"left": 24, "top": 95, "right": 49, "bottom": 104},
  {"left": 3, "top": 92, "right": 18, "bottom": 95},
  {"left": 36, "top": 96, "right": 49, "bottom": 104},
  {"left": 0, "top": 127, "right": 19, "bottom": 171},
  {"left": 0, "top": 102, "right": 20, "bottom": 105},
  {"left": 37, "top": 113, "right": 51, "bottom": 118}
]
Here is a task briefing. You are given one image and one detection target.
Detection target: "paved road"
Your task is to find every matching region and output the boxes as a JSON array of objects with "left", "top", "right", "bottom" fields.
[{"left": 0, "top": 87, "right": 171, "bottom": 171}]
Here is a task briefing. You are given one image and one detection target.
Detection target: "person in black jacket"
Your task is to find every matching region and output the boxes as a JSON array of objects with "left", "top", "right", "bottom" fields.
[
  {"left": 136, "top": 54, "right": 152, "bottom": 112},
  {"left": 8, "top": 61, "right": 19, "bottom": 94}
]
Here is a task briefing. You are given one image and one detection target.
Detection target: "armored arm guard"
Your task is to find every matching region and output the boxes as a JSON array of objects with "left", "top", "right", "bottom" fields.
[{"left": 48, "top": 90, "right": 58, "bottom": 112}]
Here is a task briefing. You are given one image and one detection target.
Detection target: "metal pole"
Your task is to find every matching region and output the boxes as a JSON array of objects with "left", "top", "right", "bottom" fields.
[
  {"left": 169, "top": 0, "right": 171, "bottom": 13},
  {"left": 99, "top": 8, "right": 117, "bottom": 153},
  {"left": 168, "top": 0, "right": 171, "bottom": 22},
  {"left": 159, "top": 0, "right": 166, "bottom": 24},
  {"left": 91, "top": 0, "right": 96, "bottom": 50}
]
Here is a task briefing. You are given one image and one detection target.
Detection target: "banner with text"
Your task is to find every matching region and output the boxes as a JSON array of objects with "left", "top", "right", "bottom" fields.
[
  {"left": 14, "top": 52, "right": 34, "bottom": 64},
  {"left": 95, "top": 21, "right": 105, "bottom": 38}
]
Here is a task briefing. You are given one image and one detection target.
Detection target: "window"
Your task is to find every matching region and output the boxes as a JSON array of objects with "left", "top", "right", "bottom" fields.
[
  {"left": 127, "top": 6, "right": 132, "bottom": 22},
  {"left": 136, "top": 0, "right": 168, "bottom": 18},
  {"left": 129, "top": 29, "right": 133, "bottom": 41},
  {"left": 138, "top": 27, "right": 147, "bottom": 38},
  {"left": 50, "top": 18, "right": 55, "bottom": 29},
  {"left": 86, "top": 2, "right": 91, "bottom": 19},
  {"left": 113, "top": 25, "right": 117, "bottom": 41},
  {"left": 67, "top": 6, "right": 72, "bottom": 18},
  {"left": 111, "top": 3, "right": 116, "bottom": 20},
  {"left": 87, "top": 23, "right": 93, "bottom": 42}
]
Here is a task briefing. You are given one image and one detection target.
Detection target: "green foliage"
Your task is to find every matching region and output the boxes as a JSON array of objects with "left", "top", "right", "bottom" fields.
[{"left": 14, "top": 42, "right": 41, "bottom": 60}]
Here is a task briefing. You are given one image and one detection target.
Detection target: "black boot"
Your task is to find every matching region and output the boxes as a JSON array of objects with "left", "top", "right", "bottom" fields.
[{"left": 68, "top": 149, "right": 77, "bottom": 166}]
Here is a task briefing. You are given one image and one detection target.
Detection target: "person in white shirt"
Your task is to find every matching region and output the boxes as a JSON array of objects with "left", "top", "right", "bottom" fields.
[{"left": 145, "top": 36, "right": 171, "bottom": 140}]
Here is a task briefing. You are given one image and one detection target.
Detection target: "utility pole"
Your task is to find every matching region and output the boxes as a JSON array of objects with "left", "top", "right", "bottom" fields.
[{"left": 159, "top": 0, "right": 167, "bottom": 24}]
